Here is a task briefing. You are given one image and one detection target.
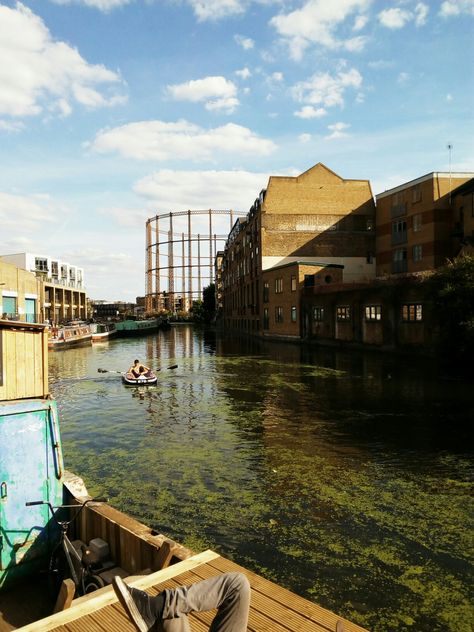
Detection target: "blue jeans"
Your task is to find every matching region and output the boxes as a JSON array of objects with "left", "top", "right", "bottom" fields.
[{"left": 156, "top": 572, "right": 250, "bottom": 632}]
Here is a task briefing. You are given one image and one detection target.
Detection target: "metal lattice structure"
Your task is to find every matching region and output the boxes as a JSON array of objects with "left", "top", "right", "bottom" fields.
[{"left": 145, "top": 209, "right": 238, "bottom": 314}]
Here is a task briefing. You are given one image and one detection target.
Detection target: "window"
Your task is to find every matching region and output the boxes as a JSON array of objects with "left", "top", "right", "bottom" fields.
[
  {"left": 35, "top": 257, "right": 48, "bottom": 272},
  {"left": 402, "top": 303, "right": 423, "bottom": 322},
  {"left": 412, "top": 244, "right": 423, "bottom": 262},
  {"left": 275, "top": 306, "right": 284, "bottom": 323},
  {"left": 263, "top": 281, "right": 269, "bottom": 303},
  {"left": 291, "top": 275, "right": 297, "bottom": 291},
  {"left": 412, "top": 184, "right": 422, "bottom": 203},
  {"left": 304, "top": 274, "right": 315, "bottom": 287},
  {"left": 313, "top": 307, "right": 324, "bottom": 322},
  {"left": 2, "top": 296, "right": 17, "bottom": 319},
  {"left": 25, "top": 298, "right": 36, "bottom": 323},
  {"left": 291, "top": 306, "right": 297, "bottom": 322},
  {"left": 275, "top": 278, "right": 283, "bottom": 294},
  {"left": 392, "top": 248, "right": 407, "bottom": 273},
  {"left": 336, "top": 306, "right": 351, "bottom": 321},
  {"left": 365, "top": 305, "right": 382, "bottom": 321},
  {"left": 263, "top": 307, "right": 269, "bottom": 330},
  {"left": 392, "top": 219, "right": 407, "bottom": 244},
  {"left": 413, "top": 213, "right": 422, "bottom": 232}
]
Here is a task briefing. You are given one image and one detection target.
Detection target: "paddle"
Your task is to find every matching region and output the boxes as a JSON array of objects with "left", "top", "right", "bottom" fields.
[{"left": 98, "top": 364, "right": 178, "bottom": 374}]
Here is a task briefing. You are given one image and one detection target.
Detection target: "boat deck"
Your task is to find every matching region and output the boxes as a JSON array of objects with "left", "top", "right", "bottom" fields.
[{"left": 17, "top": 550, "right": 369, "bottom": 632}]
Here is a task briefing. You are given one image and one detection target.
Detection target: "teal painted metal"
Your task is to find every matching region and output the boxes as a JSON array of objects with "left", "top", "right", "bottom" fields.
[{"left": 0, "top": 398, "right": 64, "bottom": 589}]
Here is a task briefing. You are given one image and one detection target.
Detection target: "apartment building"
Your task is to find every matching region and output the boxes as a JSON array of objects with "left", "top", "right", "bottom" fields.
[
  {"left": 0, "top": 259, "right": 41, "bottom": 323},
  {"left": 262, "top": 261, "right": 343, "bottom": 339},
  {"left": 220, "top": 162, "right": 376, "bottom": 335},
  {"left": 375, "top": 172, "right": 474, "bottom": 276},
  {"left": 0, "top": 253, "right": 87, "bottom": 323}
]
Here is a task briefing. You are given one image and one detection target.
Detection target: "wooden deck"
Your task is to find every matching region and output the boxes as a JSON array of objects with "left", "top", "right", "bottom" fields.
[{"left": 17, "top": 550, "right": 369, "bottom": 632}]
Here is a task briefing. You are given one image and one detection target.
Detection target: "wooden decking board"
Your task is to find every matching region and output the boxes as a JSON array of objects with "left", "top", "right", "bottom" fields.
[
  {"left": 15, "top": 550, "right": 369, "bottom": 632},
  {"left": 188, "top": 565, "right": 331, "bottom": 632},
  {"left": 205, "top": 557, "right": 367, "bottom": 632}
]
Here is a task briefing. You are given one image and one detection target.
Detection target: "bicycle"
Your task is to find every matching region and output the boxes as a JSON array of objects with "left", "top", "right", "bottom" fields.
[{"left": 26, "top": 496, "right": 109, "bottom": 598}]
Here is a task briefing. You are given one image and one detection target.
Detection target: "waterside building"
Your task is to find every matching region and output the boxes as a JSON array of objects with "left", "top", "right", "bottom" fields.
[
  {"left": 0, "top": 253, "right": 87, "bottom": 323},
  {"left": 218, "top": 163, "right": 474, "bottom": 352}
]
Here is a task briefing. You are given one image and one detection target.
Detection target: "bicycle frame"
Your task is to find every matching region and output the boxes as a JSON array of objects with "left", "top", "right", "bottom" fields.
[{"left": 26, "top": 497, "right": 107, "bottom": 595}]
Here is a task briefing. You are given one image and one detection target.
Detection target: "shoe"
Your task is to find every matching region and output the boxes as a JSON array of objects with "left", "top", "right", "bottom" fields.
[{"left": 112, "top": 576, "right": 155, "bottom": 632}]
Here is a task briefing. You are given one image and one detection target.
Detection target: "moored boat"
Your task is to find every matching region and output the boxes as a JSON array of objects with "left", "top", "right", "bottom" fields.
[
  {"left": 90, "top": 322, "right": 117, "bottom": 343},
  {"left": 48, "top": 322, "right": 92, "bottom": 350},
  {"left": 114, "top": 317, "right": 166, "bottom": 337}
]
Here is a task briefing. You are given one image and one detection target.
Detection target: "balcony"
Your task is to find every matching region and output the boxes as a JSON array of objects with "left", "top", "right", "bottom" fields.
[
  {"left": 391, "top": 202, "right": 407, "bottom": 218},
  {"left": 392, "top": 260, "right": 408, "bottom": 274},
  {"left": 391, "top": 230, "right": 407, "bottom": 245}
]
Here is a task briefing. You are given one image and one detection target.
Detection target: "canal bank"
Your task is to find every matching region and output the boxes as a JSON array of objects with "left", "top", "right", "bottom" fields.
[{"left": 49, "top": 325, "right": 474, "bottom": 632}]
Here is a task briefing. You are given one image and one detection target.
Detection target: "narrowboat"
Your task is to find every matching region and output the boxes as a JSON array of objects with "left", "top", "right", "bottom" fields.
[
  {"left": 90, "top": 323, "right": 117, "bottom": 343},
  {"left": 49, "top": 322, "right": 92, "bottom": 350}
]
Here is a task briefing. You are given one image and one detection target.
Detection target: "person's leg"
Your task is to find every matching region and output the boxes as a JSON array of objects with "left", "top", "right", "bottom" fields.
[
  {"left": 113, "top": 572, "right": 250, "bottom": 632},
  {"left": 161, "top": 572, "right": 250, "bottom": 632}
]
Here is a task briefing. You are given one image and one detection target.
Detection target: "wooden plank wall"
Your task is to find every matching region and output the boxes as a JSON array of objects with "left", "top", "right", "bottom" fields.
[
  {"left": 0, "top": 324, "right": 48, "bottom": 400},
  {"left": 73, "top": 503, "right": 192, "bottom": 574}
]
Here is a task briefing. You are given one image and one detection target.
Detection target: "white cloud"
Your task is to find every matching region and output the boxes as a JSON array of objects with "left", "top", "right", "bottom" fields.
[
  {"left": 89, "top": 120, "right": 277, "bottom": 161},
  {"left": 446, "top": 93, "right": 453, "bottom": 102},
  {"left": 271, "top": 71, "right": 284, "bottom": 82},
  {"left": 326, "top": 121, "right": 350, "bottom": 139},
  {"left": 0, "top": 3, "right": 125, "bottom": 118},
  {"left": 0, "top": 120, "right": 25, "bottom": 133},
  {"left": 51, "top": 0, "right": 132, "bottom": 10},
  {"left": 234, "top": 34, "right": 255, "bottom": 50},
  {"left": 378, "top": 3, "right": 429, "bottom": 29},
  {"left": 294, "top": 105, "right": 327, "bottom": 119},
  {"left": 236, "top": 67, "right": 252, "bottom": 79},
  {"left": 270, "top": 0, "right": 372, "bottom": 60},
  {"left": 133, "top": 169, "right": 270, "bottom": 214},
  {"left": 166, "top": 76, "right": 239, "bottom": 113},
  {"left": 0, "top": 191, "right": 68, "bottom": 232},
  {"left": 368, "top": 59, "right": 395, "bottom": 70},
  {"left": 188, "top": 0, "right": 246, "bottom": 21},
  {"left": 291, "top": 68, "right": 363, "bottom": 109},
  {"left": 439, "top": 0, "right": 474, "bottom": 17},
  {"left": 414, "top": 3, "right": 429, "bottom": 26},
  {"left": 397, "top": 72, "right": 410, "bottom": 84},
  {"left": 299, "top": 133, "right": 312, "bottom": 143},
  {"left": 353, "top": 14, "right": 368, "bottom": 30},
  {"left": 378, "top": 7, "right": 412, "bottom": 28}
]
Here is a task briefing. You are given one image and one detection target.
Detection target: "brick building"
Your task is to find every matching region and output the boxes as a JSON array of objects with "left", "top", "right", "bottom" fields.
[
  {"left": 220, "top": 163, "right": 376, "bottom": 334},
  {"left": 375, "top": 172, "right": 473, "bottom": 276}
]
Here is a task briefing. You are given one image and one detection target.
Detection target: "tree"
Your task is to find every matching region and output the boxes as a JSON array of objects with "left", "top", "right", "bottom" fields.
[
  {"left": 202, "top": 283, "right": 216, "bottom": 323},
  {"left": 428, "top": 254, "right": 474, "bottom": 371}
]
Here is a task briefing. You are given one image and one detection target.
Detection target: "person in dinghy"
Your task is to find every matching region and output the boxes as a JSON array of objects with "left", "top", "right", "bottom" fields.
[{"left": 127, "top": 359, "right": 152, "bottom": 379}]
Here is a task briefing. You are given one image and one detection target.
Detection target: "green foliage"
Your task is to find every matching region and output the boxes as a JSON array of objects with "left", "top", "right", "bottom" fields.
[
  {"left": 428, "top": 255, "right": 474, "bottom": 370},
  {"left": 190, "top": 284, "right": 216, "bottom": 323}
]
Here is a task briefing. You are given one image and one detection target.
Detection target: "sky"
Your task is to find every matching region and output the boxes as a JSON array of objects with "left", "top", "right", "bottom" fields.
[{"left": 0, "top": 0, "right": 473, "bottom": 301}]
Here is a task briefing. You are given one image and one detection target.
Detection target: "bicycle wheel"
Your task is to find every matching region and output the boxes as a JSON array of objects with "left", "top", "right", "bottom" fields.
[{"left": 83, "top": 573, "right": 105, "bottom": 594}]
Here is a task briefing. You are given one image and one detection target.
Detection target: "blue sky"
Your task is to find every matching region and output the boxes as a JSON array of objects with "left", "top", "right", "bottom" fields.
[{"left": 0, "top": 0, "right": 473, "bottom": 301}]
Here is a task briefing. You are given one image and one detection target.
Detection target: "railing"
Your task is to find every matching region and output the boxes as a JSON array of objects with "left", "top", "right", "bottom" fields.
[
  {"left": 1, "top": 313, "right": 41, "bottom": 323},
  {"left": 391, "top": 202, "right": 407, "bottom": 218},
  {"left": 391, "top": 260, "right": 408, "bottom": 274},
  {"left": 391, "top": 230, "right": 407, "bottom": 245}
]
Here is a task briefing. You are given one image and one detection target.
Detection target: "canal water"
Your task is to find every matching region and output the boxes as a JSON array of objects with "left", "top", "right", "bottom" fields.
[{"left": 48, "top": 325, "right": 473, "bottom": 632}]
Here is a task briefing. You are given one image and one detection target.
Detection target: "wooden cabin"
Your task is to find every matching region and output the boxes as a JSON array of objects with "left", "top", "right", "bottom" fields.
[{"left": 0, "top": 321, "right": 49, "bottom": 401}]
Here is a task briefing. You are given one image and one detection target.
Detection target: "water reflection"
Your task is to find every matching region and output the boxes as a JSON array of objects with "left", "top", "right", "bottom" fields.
[{"left": 48, "top": 325, "right": 474, "bottom": 632}]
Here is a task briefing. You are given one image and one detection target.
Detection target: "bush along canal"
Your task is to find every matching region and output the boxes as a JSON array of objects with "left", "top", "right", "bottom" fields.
[{"left": 48, "top": 325, "right": 474, "bottom": 632}]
